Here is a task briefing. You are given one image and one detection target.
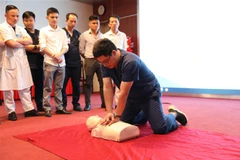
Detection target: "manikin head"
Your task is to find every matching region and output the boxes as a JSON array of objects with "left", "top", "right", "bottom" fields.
[{"left": 86, "top": 115, "right": 102, "bottom": 131}]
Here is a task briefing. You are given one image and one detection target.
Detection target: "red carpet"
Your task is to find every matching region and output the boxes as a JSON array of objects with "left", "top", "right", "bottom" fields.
[{"left": 14, "top": 123, "right": 240, "bottom": 160}]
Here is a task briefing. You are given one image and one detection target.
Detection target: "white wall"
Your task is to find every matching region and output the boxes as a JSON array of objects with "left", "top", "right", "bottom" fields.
[
  {"left": 139, "top": 0, "right": 240, "bottom": 95},
  {"left": 0, "top": 0, "right": 92, "bottom": 34}
]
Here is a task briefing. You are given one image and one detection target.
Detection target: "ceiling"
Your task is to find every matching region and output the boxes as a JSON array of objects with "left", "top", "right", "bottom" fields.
[{"left": 71, "top": 0, "right": 106, "bottom": 5}]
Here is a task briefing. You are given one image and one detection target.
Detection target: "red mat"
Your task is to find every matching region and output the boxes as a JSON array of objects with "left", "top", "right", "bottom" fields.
[{"left": 14, "top": 124, "right": 240, "bottom": 160}]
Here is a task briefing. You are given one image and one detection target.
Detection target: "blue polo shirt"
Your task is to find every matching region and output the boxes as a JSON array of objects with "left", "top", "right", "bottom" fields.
[{"left": 101, "top": 50, "right": 161, "bottom": 99}]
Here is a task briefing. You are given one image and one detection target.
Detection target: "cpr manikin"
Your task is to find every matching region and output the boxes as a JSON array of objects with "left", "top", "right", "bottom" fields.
[{"left": 86, "top": 115, "right": 140, "bottom": 142}]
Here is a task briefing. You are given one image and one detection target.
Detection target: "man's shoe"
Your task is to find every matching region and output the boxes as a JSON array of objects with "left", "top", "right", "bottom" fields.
[
  {"left": 73, "top": 105, "right": 82, "bottom": 112},
  {"left": 84, "top": 104, "right": 91, "bottom": 111},
  {"left": 168, "top": 105, "right": 188, "bottom": 126},
  {"left": 8, "top": 112, "right": 17, "bottom": 121},
  {"left": 45, "top": 110, "right": 52, "bottom": 117},
  {"left": 24, "top": 109, "right": 41, "bottom": 117},
  {"left": 56, "top": 109, "right": 72, "bottom": 114}
]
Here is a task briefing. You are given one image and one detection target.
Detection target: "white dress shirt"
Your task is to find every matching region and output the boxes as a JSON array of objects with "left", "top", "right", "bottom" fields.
[
  {"left": 39, "top": 25, "right": 68, "bottom": 67},
  {"left": 104, "top": 30, "right": 127, "bottom": 50}
]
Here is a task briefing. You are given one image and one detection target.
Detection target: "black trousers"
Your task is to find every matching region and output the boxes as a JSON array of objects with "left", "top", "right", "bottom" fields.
[
  {"left": 30, "top": 68, "right": 44, "bottom": 110},
  {"left": 62, "top": 66, "right": 81, "bottom": 107}
]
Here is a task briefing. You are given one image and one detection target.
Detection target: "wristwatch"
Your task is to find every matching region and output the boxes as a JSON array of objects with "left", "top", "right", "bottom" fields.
[
  {"left": 113, "top": 112, "right": 121, "bottom": 118},
  {"left": 34, "top": 45, "right": 37, "bottom": 50}
]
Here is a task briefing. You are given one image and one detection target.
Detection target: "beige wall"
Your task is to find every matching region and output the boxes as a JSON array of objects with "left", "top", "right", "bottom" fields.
[{"left": 0, "top": 0, "right": 92, "bottom": 32}]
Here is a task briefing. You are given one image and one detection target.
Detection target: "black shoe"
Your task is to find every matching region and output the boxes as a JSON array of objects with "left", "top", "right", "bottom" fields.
[
  {"left": 84, "top": 104, "right": 91, "bottom": 111},
  {"left": 168, "top": 105, "right": 188, "bottom": 126},
  {"left": 24, "top": 109, "right": 41, "bottom": 117},
  {"left": 8, "top": 112, "right": 17, "bottom": 121},
  {"left": 73, "top": 105, "right": 82, "bottom": 112},
  {"left": 45, "top": 110, "right": 52, "bottom": 117},
  {"left": 56, "top": 109, "right": 72, "bottom": 114},
  {"left": 101, "top": 103, "right": 106, "bottom": 108}
]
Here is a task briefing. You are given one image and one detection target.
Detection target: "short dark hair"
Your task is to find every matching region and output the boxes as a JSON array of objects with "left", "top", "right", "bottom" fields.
[
  {"left": 108, "top": 14, "right": 120, "bottom": 23},
  {"left": 89, "top": 15, "right": 99, "bottom": 21},
  {"left": 47, "top": 7, "right": 59, "bottom": 16},
  {"left": 22, "top": 11, "right": 35, "bottom": 20},
  {"left": 93, "top": 38, "right": 117, "bottom": 58},
  {"left": 5, "top": 5, "right": 18, "bottom": 13},
  {"left": 66, "top": 13, "right": 78, "bottom": 20}
]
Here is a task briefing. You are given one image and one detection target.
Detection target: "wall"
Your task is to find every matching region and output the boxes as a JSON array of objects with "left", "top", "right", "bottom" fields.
[{"left": 0, "top": 0, "right": 92, "bottom": 32}]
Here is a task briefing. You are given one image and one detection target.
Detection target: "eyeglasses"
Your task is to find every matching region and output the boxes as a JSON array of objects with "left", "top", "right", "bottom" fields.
[{"left": 98, "top": 56, "right": 111, "bottom": 65}]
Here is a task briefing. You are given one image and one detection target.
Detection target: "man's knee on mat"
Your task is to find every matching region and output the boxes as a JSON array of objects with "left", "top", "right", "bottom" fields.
[{"left": 152, "top": 126, "right": 169, "bottom": 134}]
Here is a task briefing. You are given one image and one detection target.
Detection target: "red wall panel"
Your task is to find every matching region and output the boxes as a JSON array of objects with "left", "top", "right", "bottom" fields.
[{"left": 0, "top": 80, "right": 73, "bottom": 100}]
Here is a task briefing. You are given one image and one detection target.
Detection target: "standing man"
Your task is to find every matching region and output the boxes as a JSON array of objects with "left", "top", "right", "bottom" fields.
[
  {"left": 0, "top": 33, "right": 4, "bottom": 63},
  {"left": 104, "top": 14, "right": 128, "bottom": 108},
  {"left": 39, "top": 7, "right": 71, "bottom": 117},
  {"left": 104, "top": 14, "right": 127, "bottom": 50},
  {"left": 22, "top": 11, "right": 44, "bottom": 112},
  {"left": 62, "top": 13, "right": 82, "bottom": 111},
  {"left": 93, "top": 38, "right": 188, "bottom": 134},
  {"left": 0, "top": 34, "right": 4, "bottom": 106},
  {"left": 0, "top": 33, "right": 4, "bottom": 46},
  {"left": 0, "top": 5, "right": 40, "bottom": 121},
  {"left": 79, "top": 15, "right": 105, "bottom": 111}
]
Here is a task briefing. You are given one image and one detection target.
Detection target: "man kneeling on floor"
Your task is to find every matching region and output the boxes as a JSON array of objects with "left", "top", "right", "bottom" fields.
[{"left": 92, "top": 38, "right": 188, "bottom": 134}]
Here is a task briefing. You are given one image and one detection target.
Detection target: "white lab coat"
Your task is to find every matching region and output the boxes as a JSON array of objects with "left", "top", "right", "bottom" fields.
[{"left": 0, "top": 21, "right": 33, "bottom": 90}]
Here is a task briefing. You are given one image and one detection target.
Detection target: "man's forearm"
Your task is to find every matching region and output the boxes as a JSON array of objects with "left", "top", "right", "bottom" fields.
[
  {"left": 104, "top": 86, "right": 114, "bottom": 113},
  {"left": 6, "top": 40, "right": 24, "bottom": 48},
  {"left": 115, "top": 92, "right": 128, "bottom": 116},
  {"left": 58, "top": 47, "right": 68, "bottom": 56},
  {"left": 42, "top": 48, "right": 54, "bottom": 57},
  {"left": 16, "top": 37, "right": 32, "bottom": 45},
  {"left": 25, "top": 44, "right": 41, "bottom": 52}
]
